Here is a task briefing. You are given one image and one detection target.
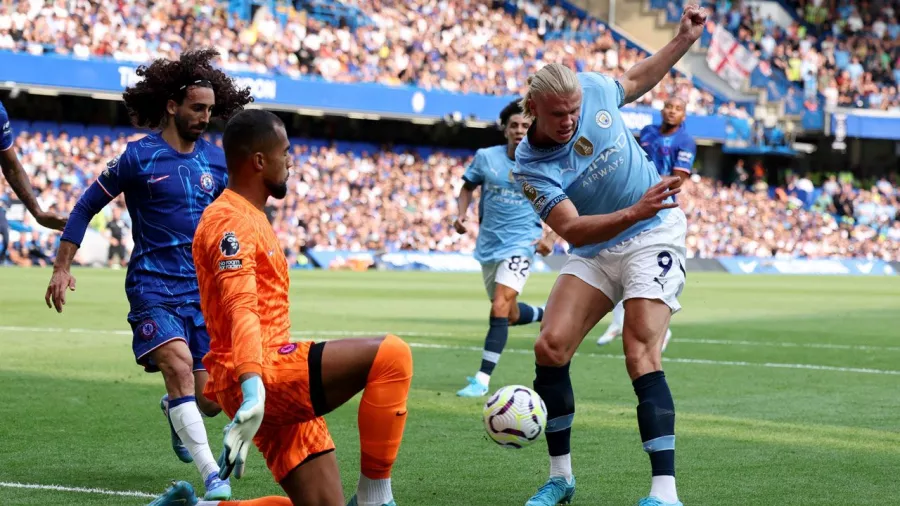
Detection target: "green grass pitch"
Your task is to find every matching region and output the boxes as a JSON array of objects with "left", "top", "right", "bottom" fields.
[{"left": 0, "top": 268, "right": 898, "bottom": 505}]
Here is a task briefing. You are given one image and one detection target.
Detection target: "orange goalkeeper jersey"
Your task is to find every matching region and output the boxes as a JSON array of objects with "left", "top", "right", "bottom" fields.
[{"left": 193, "top": 189, "right": 291, "bottom": 393}]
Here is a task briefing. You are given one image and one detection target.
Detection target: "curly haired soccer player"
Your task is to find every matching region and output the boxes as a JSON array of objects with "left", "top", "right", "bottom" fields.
[
  {"left": 511, "top": 5, "right": 707, "bottom": 506},
  {"left": 148, "top": 109, "right": 412, "bottom": 506},
  {"left": 45, "top": 48, "right": 253, "bottom": 501}
]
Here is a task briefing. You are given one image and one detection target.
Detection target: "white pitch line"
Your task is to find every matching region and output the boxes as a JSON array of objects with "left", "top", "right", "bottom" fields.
[
  {"left": 2, "top": 326, "right": 899, "bottom": 376},
  {"left": 404, "top": 341, "right": 900, "bottom": 376},
  {"left": 0, "top": 481, "right": 155, "bottom": 498}
]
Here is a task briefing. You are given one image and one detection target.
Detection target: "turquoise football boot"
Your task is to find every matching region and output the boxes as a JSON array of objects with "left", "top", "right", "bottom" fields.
[
  {"left": 203, "top": 471, "right": 232, "bottom": 500},
  {"left": 525, "top": 476, "right": 576, "bottom": 506},
  {"left": 638, "top": 496, "right": 683, "bottom": 506},
  {"left": 346, "top": 494, "right": 398, "bottom": 506},
  {"left": 146, "top": 481, "right": 198, "bottom": 506},
  {"left": 456, "top": 376, "right": 488, "bottom": 397}
]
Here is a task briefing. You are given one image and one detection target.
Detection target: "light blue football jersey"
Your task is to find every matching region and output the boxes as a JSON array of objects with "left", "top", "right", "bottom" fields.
[
  {"left": 463, "top": 145, "right": 543, "bottom": 264},
  {"left": 513, "top": 72, "right": 670, "bottom": 258}
]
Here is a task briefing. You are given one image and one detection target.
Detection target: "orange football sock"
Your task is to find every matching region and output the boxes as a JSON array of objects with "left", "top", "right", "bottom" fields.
[{"left": 358, "top": 334, "right": 413, "bottom": 479}]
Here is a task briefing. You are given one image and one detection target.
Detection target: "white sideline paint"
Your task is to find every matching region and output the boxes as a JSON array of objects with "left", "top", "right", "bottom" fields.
[
  {"left": 0, "top": 481, "right": 155, "bottom": 498},
  {"left": 2, "top": 326, "right": 898, "bottom": 376}
]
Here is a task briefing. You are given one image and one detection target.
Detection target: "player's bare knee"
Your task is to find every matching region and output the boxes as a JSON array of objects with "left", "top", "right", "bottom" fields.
[
  {"left": 157, "top": 355, "right": 195, "bottom": 395},
  {"left": 534, "top": 331, "right": 571, "bottom": 366}
]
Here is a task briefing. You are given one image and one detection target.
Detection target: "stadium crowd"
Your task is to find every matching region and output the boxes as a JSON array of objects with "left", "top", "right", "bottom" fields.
[
  {"left": 1, "top": 130, "right": 898, "bottom": 267},
  {"left": 0, "top": 0, "right": 722, "bottom": 114},
  {"left": 703, "top": 0, "right": 900, "bottom": 110}
]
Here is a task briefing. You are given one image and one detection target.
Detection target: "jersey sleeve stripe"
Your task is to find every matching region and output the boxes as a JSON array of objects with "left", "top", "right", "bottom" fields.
[
  {"left": 539, "top": 194, "right": 569, "bottom": 221},
  {"left": 96, "top": 180, "right": 115, "bottom": 198}
]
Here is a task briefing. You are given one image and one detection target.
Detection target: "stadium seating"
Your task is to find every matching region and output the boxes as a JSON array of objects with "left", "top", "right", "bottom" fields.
[
  {"left": 0, "top": 0, "right": 741, "bottom": 114},
  {"left": 2, "top": 128, "right": 897, "bottom": 267}
]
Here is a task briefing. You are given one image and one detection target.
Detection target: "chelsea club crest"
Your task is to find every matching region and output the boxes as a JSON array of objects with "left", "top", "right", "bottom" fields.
[{"left": 200, "top": 173, "right": 215, "bottom": 193}]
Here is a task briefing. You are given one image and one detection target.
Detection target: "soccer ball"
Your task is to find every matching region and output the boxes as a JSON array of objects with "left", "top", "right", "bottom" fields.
[{"left": 482, "top": 385, "right": 547, "bottom": 448}]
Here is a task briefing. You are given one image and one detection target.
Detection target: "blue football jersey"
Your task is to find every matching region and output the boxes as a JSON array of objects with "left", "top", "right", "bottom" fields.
[
  {"left": 639, "top": 124, "right": 696, "bottom": 177},
  {"left": 513, "top": 72, "right": 669, "bottom": 258},
  {"left": 0, "top": 101, "right": 14, "bottom": 151},
  {"left": 463, "top": 145, "right": 542, "bottom": 263},
  {"left": 61, "top": 133, "right": 227, "bottom": 309}
]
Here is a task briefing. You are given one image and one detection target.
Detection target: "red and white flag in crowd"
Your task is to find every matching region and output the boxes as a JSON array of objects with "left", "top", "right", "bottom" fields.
[{"left": 706, "top": 25, "right": 759, "bottom": 90}]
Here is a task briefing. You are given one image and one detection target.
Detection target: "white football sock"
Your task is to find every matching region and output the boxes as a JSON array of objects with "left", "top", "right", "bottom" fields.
[
  {"left": 612, "top": 301, "right": 625, "bottom": 331},
  {"left": 357, "top": 474, "right": 393, "bottom": 506},
  {"left": 474, "top": 371, "right": 490, "bottom": 387},
  {"left": 196, "top": 502, "right": 218, "bottom": 506},
  {"left": 650, "top": 475, "right": 678, "bottom": 503},
  {"left": 169, "top": 400, "right": 220, "bottom": 481},
  {"left": 549, "top": 453, "right": 573, "bottom": 481}
]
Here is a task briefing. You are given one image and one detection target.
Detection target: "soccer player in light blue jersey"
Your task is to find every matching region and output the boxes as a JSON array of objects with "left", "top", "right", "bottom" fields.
[
  {"left": 597, "top": 97, "right": 696, "bottom": 350},
  {"left": 454, "top": 99, "right": 555, "bottom": 397},
  {"left": 511, "top": 5, "right": 707, "bottom": 506},
  {"left": 44, "top": 49, "right": 253, "bottom": 501}
]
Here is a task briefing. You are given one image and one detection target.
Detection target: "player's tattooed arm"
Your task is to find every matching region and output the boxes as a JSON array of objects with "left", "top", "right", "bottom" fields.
[
  {"left": 544, "top": 177, "right": 682, "bottom": 247},
  {"left": 0, "top": 147, "right": 67, "bottom": 230},
  {"left": 618, "top": 4, "right": 707, "bottom": 105}
]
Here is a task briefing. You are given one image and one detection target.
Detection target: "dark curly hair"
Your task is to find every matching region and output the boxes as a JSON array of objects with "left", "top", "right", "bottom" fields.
[{"left": 122, "top": 48, "right": 254, "bottom": 130}]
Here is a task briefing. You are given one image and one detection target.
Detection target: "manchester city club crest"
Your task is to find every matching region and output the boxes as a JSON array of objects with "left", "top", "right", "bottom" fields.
[
  {"left": 220, "top": 231, "right": 240, "bottom": 257},
  {"left": 574, "top": 136, "right": 594, "bottom": 156},
  {"left": 200, "top": 173, "right": 215, "bottom": 193},
  {"left": 595, "top": 110, "right": 612, "bottom": 129}
]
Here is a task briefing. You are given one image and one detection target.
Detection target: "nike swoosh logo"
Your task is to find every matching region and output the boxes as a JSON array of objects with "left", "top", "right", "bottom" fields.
[
  {"left": 149, "top": 175, "right": 170, "bottom": 184},
  {"left": 395, "top": 410, "right": 407, "bottom": 416}
]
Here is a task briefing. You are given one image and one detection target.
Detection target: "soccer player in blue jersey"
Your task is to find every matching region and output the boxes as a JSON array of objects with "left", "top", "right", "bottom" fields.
[
  {"left": 0, "top": 100, "right": 68, "bottom": 234},
  {"left": 511, "top": 5, "right": 706, "bottom": 506},
  {"left": 597, "top": 97, "right": 696, "bottom": 350},
  {"left": 453, "top": 99, "right": 555, "bottom": 397},
  {"left": 44, "top": 48, "right": 253, "bottom": 501}
]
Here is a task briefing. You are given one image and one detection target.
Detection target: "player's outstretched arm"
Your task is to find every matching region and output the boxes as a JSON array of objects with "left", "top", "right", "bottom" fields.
[
  {"left": 195, "top": 216, "right": 266, "bottom": 479},
  {"left": 544, "top": 177, "right": 682, "bottom": 247},
  {"left": 0, "top": 137, "right": 67, "bottom": 231},
  {"left": 618, "top": 4, "right": 707, "bottom": 105},
  {"left": 45, "top": 173, "right": 122, "bottom": 312},
  {"left": 454, "top": 181, "right": 478, "bottom": 234}
]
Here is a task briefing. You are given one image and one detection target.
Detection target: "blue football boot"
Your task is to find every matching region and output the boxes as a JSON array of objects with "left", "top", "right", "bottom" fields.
[
  {"left": 525, "top": 476, "right": 576, "bottom": 506},
  {"left": 146, "top": 481, "right": 198, "bottom": 506}
]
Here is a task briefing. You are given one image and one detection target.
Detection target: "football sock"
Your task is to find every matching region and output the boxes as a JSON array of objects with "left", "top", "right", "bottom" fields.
[
  {"left": 357, "top": 474, "right": 393, "bottom": 506},
  {"left": 534, "top": 361, "right": 574, "bottom": 479},
  {"left": 167, "top": 396, "right": 219, "bottom": 480},
  {"left": 358, "top": 334, "right": 412, "bottom": 481},
  {"left": 634, "top": 370, "right": 677, "bottom": 503},
  {"left": 478, "top": 317, "right": 509, "bottom": 379},
  {"left": 511, "top": 303, "right": 544, "bottom": 325}
]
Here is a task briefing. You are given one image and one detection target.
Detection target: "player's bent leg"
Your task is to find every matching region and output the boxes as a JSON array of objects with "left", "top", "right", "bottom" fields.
[
  {"left": 317, "top": 335, "right": 412, "bottom": 506},
  {"left": 193, "top": 370, "right": 222, "bottom": 417},
  {"left": 527, "top": 273, "right": 613, "bottom": 506},
  {"left": 279, "top": 451, "right": 345, "bottom": 506},
  {"left": 458, "top": 283, "right": 517, "bottom": 397},
  {"left": 623, "top": 298, "right": 680, "bottom": 506},
  {"left": 152, "top": 341, "right": 229, "bottom": 501}
]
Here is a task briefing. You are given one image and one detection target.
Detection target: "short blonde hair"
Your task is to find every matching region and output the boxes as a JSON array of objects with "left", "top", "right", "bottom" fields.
[{"left": 519, "top": 63, "right": 580, "bottom": 118}]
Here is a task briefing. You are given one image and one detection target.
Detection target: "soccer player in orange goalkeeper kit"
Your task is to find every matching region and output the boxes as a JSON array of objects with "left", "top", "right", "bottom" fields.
[{"left": 147, "top": 109, "right": 412, "bottom": 506}]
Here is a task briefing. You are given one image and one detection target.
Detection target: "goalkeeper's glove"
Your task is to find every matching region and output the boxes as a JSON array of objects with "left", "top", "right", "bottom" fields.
[{"left": 218, "top": 374, "right": 265, "bottom": 480}]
